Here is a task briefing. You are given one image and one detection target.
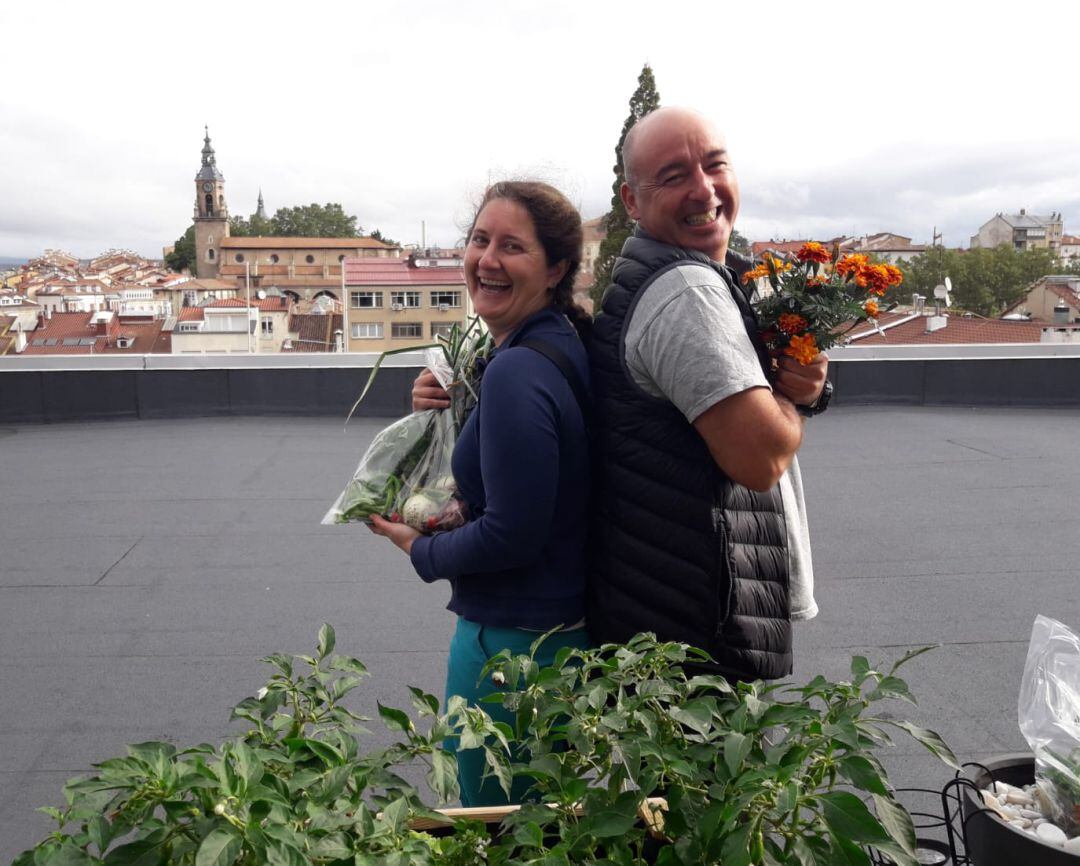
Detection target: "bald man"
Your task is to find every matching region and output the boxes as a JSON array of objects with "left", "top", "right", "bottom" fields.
[{"left": 587, "top": 107, "right": 828, "bottom": 681}]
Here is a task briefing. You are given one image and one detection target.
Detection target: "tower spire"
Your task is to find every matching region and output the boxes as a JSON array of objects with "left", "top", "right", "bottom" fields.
[
  {"left": 256, "top": 188, "right": 267, "bottom": 220},
  {"left": 197, "top": 126, "right": 224, "bottom": 181}
]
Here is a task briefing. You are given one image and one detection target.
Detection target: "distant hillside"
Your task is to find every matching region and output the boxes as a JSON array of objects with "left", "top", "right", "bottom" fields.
[{"left": 0, "top": 256, "right": 27, "bottom": 269}]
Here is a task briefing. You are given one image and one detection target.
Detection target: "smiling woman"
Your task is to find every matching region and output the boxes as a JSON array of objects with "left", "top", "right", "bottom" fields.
[{"left": 369, "top": 181, "right": 594, "bottom": 808}]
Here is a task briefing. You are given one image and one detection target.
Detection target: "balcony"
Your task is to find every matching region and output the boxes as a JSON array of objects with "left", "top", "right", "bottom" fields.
[{"left": 2, "top": 349, "right": 1080, "bottom": 859}]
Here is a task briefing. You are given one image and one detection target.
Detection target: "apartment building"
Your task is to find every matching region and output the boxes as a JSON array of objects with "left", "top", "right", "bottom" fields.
[{"left": 343, "top": 258, "right": 467, "bottom": 353}]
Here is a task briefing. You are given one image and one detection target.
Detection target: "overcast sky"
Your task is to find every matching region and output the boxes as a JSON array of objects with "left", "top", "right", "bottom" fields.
[{"left": 2, "top": 0, "right": 1078, "bottom": 260}]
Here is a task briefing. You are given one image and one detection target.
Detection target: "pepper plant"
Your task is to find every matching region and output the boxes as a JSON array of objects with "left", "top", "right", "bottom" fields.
[{"left": 16, "top": 627, "right": 958, "bottom": 865}]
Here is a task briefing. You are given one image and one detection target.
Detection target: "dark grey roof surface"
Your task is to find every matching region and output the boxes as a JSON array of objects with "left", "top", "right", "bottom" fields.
[{"left": 3, "top": 408, "right": 1080, "bottom": 858}]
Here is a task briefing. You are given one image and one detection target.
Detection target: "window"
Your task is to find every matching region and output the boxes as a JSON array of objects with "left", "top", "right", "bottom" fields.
[
  {"left": 430, "top": 290, "right": 462, "bottom": 309},
  {"left": 351, "top": 322, "right": 384, "bottom": 339},
  {"left": 350, "top": 291, "right": 383, "bottom": 309},
  {"left": 235, "top": 254, "right": 245, "bottom": 263},
  {"left": 391, "top": 322, "right": 423, "bottom": 339},
  {"left": 207, "top": 249, "right": 215, "bottom": 261},
  {"left": 431, "top": 322, "right": 456, "bottom": 340},
  {"left": 178, "top": 323, "right": 200, "bottom": 332},
  {"left": 261, "top": 317, "right": 273, "bottom": 336},
  {"left": 305, "top": 255, "right": 315, "bottom": 264},
  {"left": 390, "top": 291, "right": 421, "bottom": 309},
  {"left": 269, "top": 254, "right": 279, "bottom": 264}
]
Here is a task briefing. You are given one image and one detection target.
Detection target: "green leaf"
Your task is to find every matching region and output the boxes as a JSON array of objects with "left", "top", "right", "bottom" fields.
[
  {"left": 871, "top": 793, "right": 918, "bottom": 859},
  {"left": 719, "top": 820, "right": 754, "bottom": 866},
  {"left": 818, "top": 791, "right": 890, "bottom": 844},
  {"left": 309, "top": 833, "right": 351, "bottom": 858},
  {"left": 850, "top": 655, "right": 871, "bottom": 685},
  {"left": 34, "top": 842, "right": 96, "bottom": 866},
  {"left": 876, "top": 719, "right": 960, "bottom": 769},
  {"left": 408, "top": 686, "right": 440, "bottom": 717},
  {"left": 103, "top": 829, "right": 169, "bottom": 866},
  {"left": 668, "top": 700, "right": 714, "bottom": 737},
  {"left": 867, "top": 675, "right": 916, "bottom": 705},
  {"left": 264, "top": 840, "right": 307, "bottom": 866},
  {"left": 316, "top": 623, "right": 335, "bottom": 658},
  {"left": 427, "top": 748, "right": 459, "bottom": 803},
  {"left": 837, "top": 755, "right": 888, "bottom": 796},
  {"left": 887, "top": 644, "right": 938, "bottom": 676},
  {"left": 282, "top": 737, "right": 341, "bottom": 770},
  {"left": 377, "top": 703, "right": 413, "bottom": 734},
  {"left": 261, "top": 653, "right": 294, "bottom": 676},
  {"left": 724, "top": 732, "right": 751, "bottom": 777},
  {"left": 195, "top": 827, "right": 242, "bottom": 866},
  {"left": 127, "top": 742, "right": 176, "bottom": 778}
]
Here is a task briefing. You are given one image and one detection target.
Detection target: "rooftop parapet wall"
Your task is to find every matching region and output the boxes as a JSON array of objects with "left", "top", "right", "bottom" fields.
[{"left": 2, "top": 346, "right": 1080, "bottom": 423}]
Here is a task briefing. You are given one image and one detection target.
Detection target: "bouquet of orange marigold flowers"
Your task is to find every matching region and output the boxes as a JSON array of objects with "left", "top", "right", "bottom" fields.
[{"left": 746, "top": 241, "right": 902, "bottom": 365}]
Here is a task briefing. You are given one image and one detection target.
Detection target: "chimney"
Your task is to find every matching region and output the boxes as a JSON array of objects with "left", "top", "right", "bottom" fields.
[
  {"left": 14, "top": 326, "right": 26, "bottom": 353},
  {"left": 1054, "top": 301, "right": 1070, "bottom": 324},
  {"left": 912, "top": 293, "right": 925, "bottom": 314},
  {"left": 38, "top": 311, "right": 46, "bottom": 329},
  {"left": 1020, "top": 208, "right": 1026, "bottom": 216},
  {"left": 334, "top": 328, "right": 344, "bottom": 353},
  {"left": 926, "top": 315, "right": 948, "bottom": 334}
]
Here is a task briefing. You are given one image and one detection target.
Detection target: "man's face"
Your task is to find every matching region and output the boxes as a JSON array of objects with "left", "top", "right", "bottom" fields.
[{"left": 621, "top": 112, "right": 739, "bottom": 262}]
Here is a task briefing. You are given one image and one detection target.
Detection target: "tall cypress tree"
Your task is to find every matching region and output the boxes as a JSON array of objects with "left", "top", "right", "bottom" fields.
[{"left": 591, "top": 64, "right": 661, "bottom": 310}]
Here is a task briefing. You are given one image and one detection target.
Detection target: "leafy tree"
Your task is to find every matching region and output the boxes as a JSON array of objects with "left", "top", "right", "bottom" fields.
[
  {"left": 591, "top": 63, "right": 661, "bottom": 310},
  {"left": 368, "top": 228, "right": 399, "bottom": 247},
  {"left": 729, "top": 228, "right": 751, "bottom": 257},
  {"left": 895, "top": 244, "right": 1060, "bottom": 316},
  {"left": 270, "top": 202, "right": 360, "bottom": 238},
  {"left": 165, "top": 226, "right": 195, "bottom": 273},
  {"left": 229, "top": 213, "right": 272, "bottom": 237}
]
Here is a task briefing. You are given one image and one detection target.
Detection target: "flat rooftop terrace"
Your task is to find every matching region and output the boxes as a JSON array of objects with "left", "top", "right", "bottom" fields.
[{"left": 2, "top": 406, "right": 1079, "bottom": 859}]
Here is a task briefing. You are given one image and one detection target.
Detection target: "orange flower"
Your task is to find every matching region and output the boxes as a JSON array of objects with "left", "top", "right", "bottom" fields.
[
  {"left": 741, "top": 263, "right": 769, "bottom": 284},
  {"left": 779, "top": 312, "right": 809, "bottom": 334},
  {"left": 805, "top": 276, "right": 826, "bottom": 289},
  {"left": 796, "top": 241, "right": 831, "bottom": 263},
  {"left": 766, "top": 255, "right": 793, "bottom": 274},
  {"left": 865, "top": 298, "right": 879, "bottom": 317},
  {"left": 836, "top": 254, "right": 868, "bottom": 278},
  {"left": 860, "top": 264, "right": 893, "bottom": 296},
  {"left": 784, "top": 333, "right": 819, "bottom": 366},
  {"left": 884, "top": 264, "right": 904, "bottom": 286}
]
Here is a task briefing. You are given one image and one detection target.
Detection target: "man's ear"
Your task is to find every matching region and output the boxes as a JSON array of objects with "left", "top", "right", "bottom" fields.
[{"left": 620, "top": 181, "right": 639, "bottom": 221}]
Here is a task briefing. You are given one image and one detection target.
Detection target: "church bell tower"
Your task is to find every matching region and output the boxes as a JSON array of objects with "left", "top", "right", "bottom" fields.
[{"left": 193, "top": 126, "right": 229, "bottom": 279}]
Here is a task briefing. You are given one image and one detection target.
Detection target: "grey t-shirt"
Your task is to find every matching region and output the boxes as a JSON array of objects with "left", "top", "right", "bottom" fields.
[{"left": 623, "top": 262, "right": 818, "bottom": 621}]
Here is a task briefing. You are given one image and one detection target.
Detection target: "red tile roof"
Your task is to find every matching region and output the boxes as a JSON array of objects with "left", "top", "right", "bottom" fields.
[
  {"left": 177, "top": 307, "right": 204, "bottom": 322},
  {"left": 205, "top": 297, "right": 291, "bottom": 312},
  {"left": 1048, "top": 284, "right": 1080, "bottom": 311},
  {"left": 219, "top": 236, "right": 395, "bottom": 250},
  {"left": 344, "top": 259, "right": 465, "bottom": 286},
  {"left": 847, "top": 313, "right": 1041, "bottom": 345},
  {"left": 284, "top": 313, "right": 344, "bottom": 352}
]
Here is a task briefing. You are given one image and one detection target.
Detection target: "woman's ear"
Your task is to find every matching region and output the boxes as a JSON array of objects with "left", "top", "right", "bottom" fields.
[{"left": 548, "top": 259, "right": 569, "bottom": 290}]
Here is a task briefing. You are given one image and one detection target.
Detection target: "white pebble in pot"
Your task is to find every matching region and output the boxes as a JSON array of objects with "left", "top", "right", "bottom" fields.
[{"left": 1036, "top": 822, "right": 1068, "bottom": 846}]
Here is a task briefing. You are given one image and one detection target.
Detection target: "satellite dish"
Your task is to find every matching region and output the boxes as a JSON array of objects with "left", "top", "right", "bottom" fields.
[
  {"left": 944, "top": 276, "right": 952, "bottom": 292},
  {"left": 933, "top": 280, "right": 952, "bottom": 307}
]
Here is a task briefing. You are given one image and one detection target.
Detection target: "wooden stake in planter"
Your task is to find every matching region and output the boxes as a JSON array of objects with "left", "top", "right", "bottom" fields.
[{"left": 405, "top": 796, "right": 670, "bottom": 840}]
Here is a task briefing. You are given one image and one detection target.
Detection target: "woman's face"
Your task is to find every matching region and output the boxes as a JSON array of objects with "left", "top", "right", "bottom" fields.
[{"left": 465, "top": 198, "right": 567, "bottom": 344}]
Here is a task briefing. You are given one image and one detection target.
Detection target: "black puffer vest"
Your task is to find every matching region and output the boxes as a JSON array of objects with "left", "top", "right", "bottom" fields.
[{"left": 586, "top": 232, "right": 792, "bottom": 681}]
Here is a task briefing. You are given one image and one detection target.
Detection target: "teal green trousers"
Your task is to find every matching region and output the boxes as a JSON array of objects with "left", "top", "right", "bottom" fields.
[{"left": 445, "top": 616, "right": 591, "bottom": 807}]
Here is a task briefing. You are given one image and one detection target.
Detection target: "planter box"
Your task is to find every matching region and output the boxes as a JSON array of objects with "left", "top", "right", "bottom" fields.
[{"left": 961, "top": 753, "right": 1080, "bottom": 865}]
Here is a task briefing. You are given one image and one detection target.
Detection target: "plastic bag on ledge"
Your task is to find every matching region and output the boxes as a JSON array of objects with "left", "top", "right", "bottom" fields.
[{"left": 1018, "top": 614, "right": 1080, "bottom": 835}]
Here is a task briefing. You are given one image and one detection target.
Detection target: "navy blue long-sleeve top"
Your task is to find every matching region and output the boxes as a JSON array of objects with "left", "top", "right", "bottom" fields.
[{"left": 409, "top": 307, "right": 590, "bottom": 630}]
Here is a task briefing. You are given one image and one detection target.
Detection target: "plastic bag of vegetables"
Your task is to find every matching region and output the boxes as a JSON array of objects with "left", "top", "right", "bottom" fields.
[
  {"left": 1018, "top": 614, "right": 1080, "bottom": 834},
  {"left": 321, "top": 410, "right": 437, "bottom": 525},
  {"left": 322, "top": 318, "right": 491, "bottom": 532}
]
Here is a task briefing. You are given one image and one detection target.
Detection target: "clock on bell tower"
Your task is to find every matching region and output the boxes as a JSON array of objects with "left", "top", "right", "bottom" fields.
[{"left": 192, "top": 126, "right": 230, "bottom": 279}]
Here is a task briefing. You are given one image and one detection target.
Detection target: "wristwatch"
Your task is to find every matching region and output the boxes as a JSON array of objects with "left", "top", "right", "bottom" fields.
[{"left": 797, "top": 380, "right": 833, "bottom": 418}]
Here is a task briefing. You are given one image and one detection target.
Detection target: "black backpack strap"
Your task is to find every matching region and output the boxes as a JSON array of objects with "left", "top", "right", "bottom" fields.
[{"left": 517, "top": 338, "right": 591, "bottom": 426}]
